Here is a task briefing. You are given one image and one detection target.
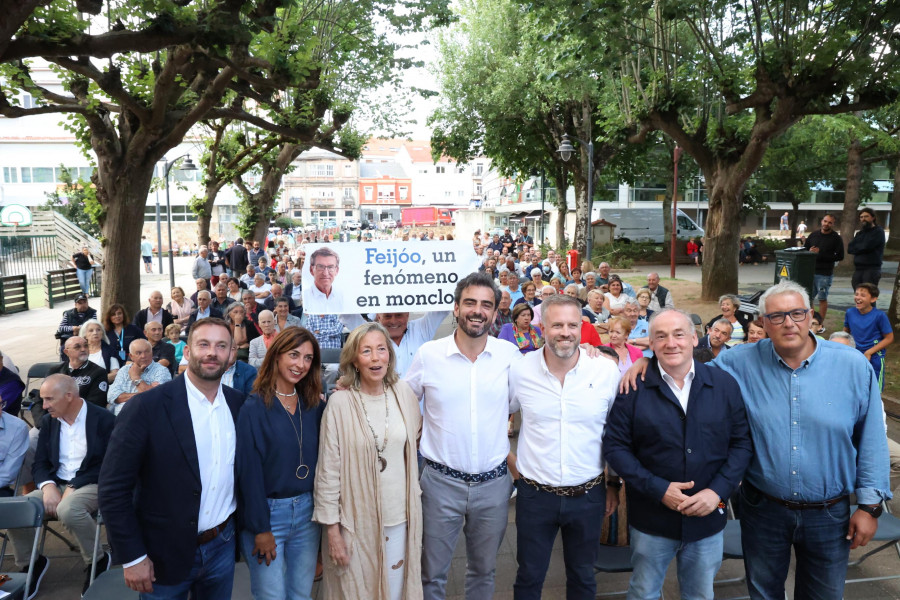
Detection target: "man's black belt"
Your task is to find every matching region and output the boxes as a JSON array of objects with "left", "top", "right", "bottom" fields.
[
  {"left": 197, "top": 514, "right": 232, "bottom": 545},
  {"left": 519, "top": 473, "right": 605, "bottom": 498},
  {"left": 746, "top": 482, "right": 847, "bottom": 510}
]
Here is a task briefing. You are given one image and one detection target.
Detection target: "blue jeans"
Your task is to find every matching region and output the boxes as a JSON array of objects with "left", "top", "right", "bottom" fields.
[
  {"left": 240, "top": 493, "right": 319, "bottom": 600},
  {"left": 627, "top": 527, "right": 723, "bottom": 600},
  {"left": 812, "top": 274, "right": 833, "bottom": 301},
  {"left": 76, "top": 268, "right": 92, "bottom": 295},
  {"left": 513, "top": 481, "right": 606, "bottom": 600},
  {"left": 141, "top": 518, "right": 236, "bottom": 600},
  {"left": 739, "top": 484, "right": 851, "bottom": 600}
]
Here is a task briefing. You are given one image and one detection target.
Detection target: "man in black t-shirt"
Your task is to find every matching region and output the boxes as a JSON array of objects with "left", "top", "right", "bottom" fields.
[
  {"left": 49, "top": 336, "right": 108, "bottom": 408},
  {"left": 803, "top": 214, "right": 844, "bottom": 329}
]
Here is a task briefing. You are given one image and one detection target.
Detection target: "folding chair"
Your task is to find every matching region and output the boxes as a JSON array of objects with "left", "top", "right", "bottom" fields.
[
  {"left": 19, "top": 362, "right": 62, "bottom": 426},
  {"left": 689, "top": 313, "right": 704, "bottom": 336},
  {"left": 845, "top": 502, "right": 900, "bottom": 586},
  {"left": 593, "top": 544, "right": 656, "bottom": 598},
  {"left": 82, "top": 568, "right": 138, "bottom": 600},
  {"left": 0, "top": 496, "right": 45, "bottom": 600}
]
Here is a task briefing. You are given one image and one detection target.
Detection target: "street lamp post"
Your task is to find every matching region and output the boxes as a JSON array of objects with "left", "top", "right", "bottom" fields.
[
  {"left": 160, "top": 154, "right": 197, "bottom": 290},
  {"left": 556, "top": 134, "right": 594, "bottom": 261},
  {"left": 154, "top": 187, "right": 164, "bottom": 276}
]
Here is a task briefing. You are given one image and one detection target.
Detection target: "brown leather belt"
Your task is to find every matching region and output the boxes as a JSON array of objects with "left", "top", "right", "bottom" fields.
[
  {"left": 747, "top": 482, "right": 847, "bottom": 510},
  {"left": 519, "top": 473, "right": 604, "bottom": 497},
  {"left": 197, "top": 514, "right": 232, "bottom": 545}
]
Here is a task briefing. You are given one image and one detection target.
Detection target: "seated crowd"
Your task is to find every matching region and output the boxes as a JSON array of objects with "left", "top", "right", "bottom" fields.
[{"left": 0, "top": 228, "right": 891, "bottom": 600}]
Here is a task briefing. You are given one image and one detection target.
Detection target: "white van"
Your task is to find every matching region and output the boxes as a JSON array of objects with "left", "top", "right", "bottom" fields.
[{"left": 592, "top": 206, "right": 704, "bottom": 243}]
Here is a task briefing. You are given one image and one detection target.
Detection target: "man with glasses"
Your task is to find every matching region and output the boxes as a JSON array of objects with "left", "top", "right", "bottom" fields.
[
  {"left": 718, "top": 282, "right": 890, "bottom": 598},
  {"left": 621, "top": 281, "right": 890, "bottom": 598},
  {"left": 307, "top": 246, "right": 343, "bottom": 313},
  {"left": 50, "top": 336, "right": 108, "bottom": 408}
]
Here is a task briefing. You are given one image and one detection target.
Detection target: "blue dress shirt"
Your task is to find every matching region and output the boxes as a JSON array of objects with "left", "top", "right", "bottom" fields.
[{"left": 713, "top": 336, "right": 890, "bottom": 505}]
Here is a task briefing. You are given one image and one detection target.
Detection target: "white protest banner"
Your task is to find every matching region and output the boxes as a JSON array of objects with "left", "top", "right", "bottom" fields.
[{"left": 301, "top": 241, "right": 482, "bottom": 314}]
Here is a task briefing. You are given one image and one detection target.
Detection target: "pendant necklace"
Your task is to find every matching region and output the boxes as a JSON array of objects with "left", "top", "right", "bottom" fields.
[
  {"left": 278, "top": 390, "right": 310, "bottom": 479},
  {"left": 356, "top": 384, "right": 389, "bottom": 472}
]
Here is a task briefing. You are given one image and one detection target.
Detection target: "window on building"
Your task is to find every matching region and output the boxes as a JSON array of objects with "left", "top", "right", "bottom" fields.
[
  {"left": 21, "top": 93, "right": 33, "bottom": 109},
  {"left": 476, "top": 163, "right": 483, "bottom": 175},
  {"left": 343, "top": 163, "right": 353, "bottom": 176},
  {"left": 458, "top": 190, "right": 465, "bottom": 197},
  {"left": 363, "top": 186, "right": 373, "bottom": 201},
  {"left": 343, "top": 187, "right": 353, "bottom": 198},
  {"left": 345, "top": 210, "right": 353, "bottom": 217},
  {"left": 444, "top": 191, "right": 451, "bottom": 197},
  {"left": 398, "top": 186, "right": 408, "bottom": 200},
  {"left": 475, "top": 183, "right": 482, "bottom": 194},
  {"left": 32, "top": 167, "right": 54, "bottom": 183},
  {"left": 218, "top": 205, "right": 238, "bottom": 223},
  {"left": 435, "top": 166, "right": 446, "bottom": 174},
  {"left": 313, "top": 164, "right": 335, "bottom": 177},
  {"left": 55, "top": 167, "right": 79, "bottom": 182},
  {"left": 293, "top": 210, "right": 303, "bottom": 218},
  {"left": 19, "top": 167, "right": 31, "bottom": 183},
  {"left": 79, "top": 167, "right": 94, "bottom": 180},
  {"left": 2, "top": 167, "right": 17, "bottom": 183},
  {"left": 456, "top": 166, "right": 465, "bottom": 174}
]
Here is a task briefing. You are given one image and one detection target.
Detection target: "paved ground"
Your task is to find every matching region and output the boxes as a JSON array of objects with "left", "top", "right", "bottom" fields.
[{"left": 3, "top": 257, "right": 900, "bottom": 598}]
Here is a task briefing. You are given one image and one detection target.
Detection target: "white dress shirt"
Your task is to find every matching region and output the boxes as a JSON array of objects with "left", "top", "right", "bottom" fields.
[
  {"left": 307, "top": 284, "right": 343, "bottom": 314},
  {"left": 183, "top": 374, "right": 236, "bottom": 532},
  {"left": 405, "top": 335, "right": 521, "bottom": 474},
  {"left": 658, "top": 360, "right": 696, "bottom": 414},
  {"left": 339, "top": 311, "right": 449, "bottom": 377},
  {"left": 509, "top": 349, "right": 619, "bottom": 486},
  {"left": 47, "top": 400, "right": 88, "bottom": 485}
]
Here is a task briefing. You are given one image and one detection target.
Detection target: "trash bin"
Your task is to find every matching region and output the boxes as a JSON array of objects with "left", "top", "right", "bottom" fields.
[
  {"left": 567, "top": 249, "right": 579, "bottom": 273},
  {"left": 773, "top": 249, "right": 816, "bottom": 304}
]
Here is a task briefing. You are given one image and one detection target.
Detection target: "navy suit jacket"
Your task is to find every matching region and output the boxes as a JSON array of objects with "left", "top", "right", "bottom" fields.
[
  {"left": 228, "top": 361, "right": 257, "bottom": 397},
  {"left": 603, "top": 358, "right": 752, "bottom": 542},
  {"left": 34, "top": 402, "right": 115, "bottom": 489},
  {"left": 98, "top": 376, "right": 245, "bottom": 584}
]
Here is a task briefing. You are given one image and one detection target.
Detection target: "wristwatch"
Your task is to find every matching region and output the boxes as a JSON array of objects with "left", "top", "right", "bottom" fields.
[{"left": 857, "top": 504, "right": 883, "bottom": 518}]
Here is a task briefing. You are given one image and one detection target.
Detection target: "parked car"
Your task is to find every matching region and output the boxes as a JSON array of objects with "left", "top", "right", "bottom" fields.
[
  {"left": 381, "top": 218, "right": 397, "bottom": 229},
  {"left": 343, "top": 219, "right": 361, "bottom": 230}
]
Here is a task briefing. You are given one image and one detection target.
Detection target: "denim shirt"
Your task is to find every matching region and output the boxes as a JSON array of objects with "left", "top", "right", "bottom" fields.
[{"left": 713, "top": 336, "right": 890, "bottom": 505}]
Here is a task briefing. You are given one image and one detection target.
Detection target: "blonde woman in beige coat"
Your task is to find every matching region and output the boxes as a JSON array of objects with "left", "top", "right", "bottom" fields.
[{"left": 313, "top": 322, "right": 423, "bottom": 600}]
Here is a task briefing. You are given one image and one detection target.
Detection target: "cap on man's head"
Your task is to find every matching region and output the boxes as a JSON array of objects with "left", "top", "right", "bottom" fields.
[{"left": 74, "top": 294, "right": 88, "bottom": 302}]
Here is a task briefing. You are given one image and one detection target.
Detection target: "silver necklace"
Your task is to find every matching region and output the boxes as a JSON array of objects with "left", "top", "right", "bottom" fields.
[
  {"left": 275, "top": 389, "right": 297, "bottom": 397},
  {"left": 278, "top": 395, "right": 309, "bottom": 479},
  {"left": 356, "top": 384, "right": 389, "bottom": 472}
]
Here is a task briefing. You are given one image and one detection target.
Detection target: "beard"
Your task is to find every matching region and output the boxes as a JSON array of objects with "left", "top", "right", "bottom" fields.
[
  {"left": 862, "top": 221, "right": 874, "bottom": 230},
  {"left": 189, "top": 355, "right": 228, "bottom": 381},
  {"left": 546, "top": 336, "right": 578, "bottom": 360}
]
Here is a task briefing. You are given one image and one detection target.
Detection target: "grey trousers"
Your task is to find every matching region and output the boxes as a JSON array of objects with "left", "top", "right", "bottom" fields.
[
  {"left": 9, "top": 483, "right": 99, "bottom": 566},
  {"left": 420, "top": 463, "right": 513, "bottom": 600}
]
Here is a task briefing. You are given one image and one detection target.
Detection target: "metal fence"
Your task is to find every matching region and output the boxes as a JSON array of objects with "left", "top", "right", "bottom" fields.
[{"left": 0, "top": 235, "right": 59, "bottom": 284}]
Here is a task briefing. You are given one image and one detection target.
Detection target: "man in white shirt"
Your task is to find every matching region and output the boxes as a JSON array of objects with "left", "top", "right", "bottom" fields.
[
  {"left": 10, "top": 373, "right": 116, "bottom": 596},
  {"left": 406, "top": 272, "right": 520, "bottom": 600},
  {"left": 508, "top": 294, "right": 621, "bottom": 599},
  {"left": 99, "top": 318, "right": 242, "bottom": 598}
]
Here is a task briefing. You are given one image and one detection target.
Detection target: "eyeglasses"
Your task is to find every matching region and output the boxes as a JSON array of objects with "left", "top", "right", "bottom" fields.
[
  {"left": 313, "top": 264, "right": 338, "bottom": 273},
  {"left": 763, "top": 309, "right": 810, "bottom": 325}
]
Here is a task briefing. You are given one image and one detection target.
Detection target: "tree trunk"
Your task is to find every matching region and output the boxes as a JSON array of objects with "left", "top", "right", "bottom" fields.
[
  {"left": 700, "top": 169, "right": 745, "bottom": 300},
  {"left": 887, "top": 154, "right": 900, "bottom": 251},
  {"left": 888, "top": 262, "right": 900, "bottom": 336},
  {"left": 839, "top": 137, "right": 863, "bottom": 267},
  {"left": 552, "top": 184, "right": 567, "bottom": 249},
  {"left": 98, "top": 164, "right": 157, "bottom": 317},
  {"left": 196, "top": 179, "right": 227, "bottom": 247},
  {"left": 238, "top": 143, "right": 303, "bottom": 242}
]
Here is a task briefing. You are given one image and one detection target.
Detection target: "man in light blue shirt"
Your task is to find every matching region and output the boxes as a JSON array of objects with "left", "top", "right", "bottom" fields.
[
  {"left": 713, "top": 281, "right": 890, "bottom": 599},
  {"left": 0, "top": 411, "right": 28, "bottom": 495}
]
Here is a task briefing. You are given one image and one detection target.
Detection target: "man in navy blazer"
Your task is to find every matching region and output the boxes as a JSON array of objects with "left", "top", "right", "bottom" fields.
[
  {"left": 99, "top": 318, "right": 244, "bottom": 598},
  {"left": 603, "top": 309, "right": 752, "bottom": 599},
  {"left": 8, "top": 373, "right": 115, "bottom": 596}
]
